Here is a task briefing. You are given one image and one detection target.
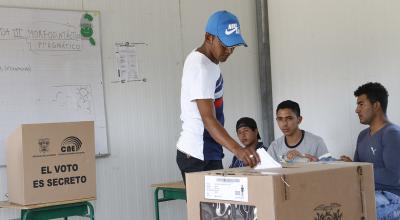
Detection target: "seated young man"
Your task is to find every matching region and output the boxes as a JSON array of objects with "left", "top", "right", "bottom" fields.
[
  {"left": 341, "top": 82, "right": 400, "bottom": 220},
  {"left": 267, "top": 100, "right": 329, "bottom": 163},
  {"left": 230, "top": 117, "right": 267, "bottom": 168}
]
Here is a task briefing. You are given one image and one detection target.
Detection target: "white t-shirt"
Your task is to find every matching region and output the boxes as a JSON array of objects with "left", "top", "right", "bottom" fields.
[
  {"left": 267, "top": 130, "right": 329, "bottom": 162},
  {"left": 176, "top": 50, "right": 224, "bottom": 161}
]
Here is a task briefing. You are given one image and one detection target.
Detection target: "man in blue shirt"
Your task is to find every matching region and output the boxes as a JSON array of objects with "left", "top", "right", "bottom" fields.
[{"left": 341, "top": 82, "right": 400, "bottom": 220}]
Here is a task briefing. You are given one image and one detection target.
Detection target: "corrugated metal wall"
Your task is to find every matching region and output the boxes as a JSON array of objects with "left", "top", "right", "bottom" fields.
[{"left": 0, "top": 0, "right": 261, "bottom": 219}]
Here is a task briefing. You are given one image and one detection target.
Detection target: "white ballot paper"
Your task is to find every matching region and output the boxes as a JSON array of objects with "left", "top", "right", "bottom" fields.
[{"left": 254, "top": 148, "right": 282, "bottom": 169}]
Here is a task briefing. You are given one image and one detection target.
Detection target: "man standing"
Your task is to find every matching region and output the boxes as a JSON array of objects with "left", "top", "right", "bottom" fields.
[
  {"left": 267, "top": 100, "right": 329, "bottom": 163},
  {"left": 176, "top": 11, "right": 259, "bottom": 182},
  {"left": 341, "top": 82, "right": 400, "bottom": 220}
]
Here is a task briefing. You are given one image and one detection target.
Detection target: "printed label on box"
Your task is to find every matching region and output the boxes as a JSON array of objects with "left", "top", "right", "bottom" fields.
[{"left": 204, "top": 176, "right": 248, "bottom": 202}]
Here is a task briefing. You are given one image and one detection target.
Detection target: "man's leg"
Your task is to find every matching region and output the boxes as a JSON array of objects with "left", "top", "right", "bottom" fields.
[
  {"left": 375, "top": 190, "right": 400, "bottom": 220},
  {"left": 176, "top": 150, "right": 206, "bottom": 184}
]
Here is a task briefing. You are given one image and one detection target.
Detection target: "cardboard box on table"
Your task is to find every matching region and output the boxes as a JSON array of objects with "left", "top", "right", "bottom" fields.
[
  {"left": 6, "top": 121, "right": 96, "bottom": 205},
  {"left": 186, "top": 162, "right": 376, "bottom": 220}
]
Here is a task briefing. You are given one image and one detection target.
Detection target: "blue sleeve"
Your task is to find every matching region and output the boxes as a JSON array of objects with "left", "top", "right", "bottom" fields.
[
  {"left": 229, "top": 156, "right": 238, "bottom": 168},
  {"left": 353, "top": 146, "right": 360, "bottom": 162},
  {"left": 374, "top": 129, "right": 400, "bottom": 186},
  {"left": 353, "top": 135, "right": 361, "bottom": 162}
]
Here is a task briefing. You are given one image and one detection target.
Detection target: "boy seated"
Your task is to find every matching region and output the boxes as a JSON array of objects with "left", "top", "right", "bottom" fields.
[
  {"left": 267, "top": 100, "right": 329, "bottom": 163},
  {"left": 230, "top": 117, "right": 267, "bottom": 168}
]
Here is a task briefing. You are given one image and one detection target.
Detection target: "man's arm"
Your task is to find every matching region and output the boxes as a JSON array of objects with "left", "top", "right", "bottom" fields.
[
  {"left": 196, "top": 99, "right": 260, "bottom": 167},
  {"left": 267, "top": 142, "right": 279, "bottom": 162},
  {"left": 316, "top": 138, "right": 329, "bottom": 158},
  {"left": 340, "top": 149, "right": 356, "bottom": 162},
  {"left": 340, "top": 141, "right": 358, "bottom": 162},
  {"left": 353, "top": 147, "right": 359, "bottom": 162},
  {"left": 374, "top": 130, "right": 400, "bottom": 186}
]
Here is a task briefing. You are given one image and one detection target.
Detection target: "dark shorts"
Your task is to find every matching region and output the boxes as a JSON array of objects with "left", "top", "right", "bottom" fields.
[{"left": 176, "top": 149, "right": 223, "bottom": 184}]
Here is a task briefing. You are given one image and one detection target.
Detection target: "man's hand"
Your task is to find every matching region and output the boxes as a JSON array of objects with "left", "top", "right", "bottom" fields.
[
  {"left": 304, "top": 154, "right": 318, "bottom": 162},
  {"left": 286, "top": 150, "right": 303, "bottom": 160},
  {"left": 196, "top": 99, "right": 261, "bottom": 167},
  {"left": 235, "top": 147, "right": 260, "bottom": 168},
  {"left": 340, "top": 155, "right": 353, "bottom": 162}
]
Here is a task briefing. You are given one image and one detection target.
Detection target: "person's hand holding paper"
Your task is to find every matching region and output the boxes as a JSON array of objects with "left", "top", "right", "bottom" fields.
[{"left": 254, "top": 148, "right": 281, "bottom": 169}]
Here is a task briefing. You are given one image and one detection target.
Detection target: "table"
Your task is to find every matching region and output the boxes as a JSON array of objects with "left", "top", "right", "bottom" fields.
[
  {"left": 0, "top": 198, "right": 95, "bottom": 220},
  {"left": 152, "top": 181, "right": 186, "bottom": 220}
]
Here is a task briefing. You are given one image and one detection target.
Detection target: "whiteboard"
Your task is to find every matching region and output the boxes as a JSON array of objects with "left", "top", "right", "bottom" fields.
[{"left": 0, "top": 7, "right": 108, "bottom": 165}]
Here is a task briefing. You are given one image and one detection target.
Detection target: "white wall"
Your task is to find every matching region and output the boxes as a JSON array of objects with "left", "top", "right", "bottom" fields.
[
  {"left": 0, "top": 0, "right": 260, "bottom": 219},
  {"left": 268, "top": 0, "right": 400, "bottom": 158}
]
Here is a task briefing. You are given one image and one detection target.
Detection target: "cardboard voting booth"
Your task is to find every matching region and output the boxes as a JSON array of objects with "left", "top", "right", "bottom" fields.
[
  {"left": 186, "top": 162, "right": 376, "bottom": 220},
  {"left": 6, "top": 121, "right": 96, "bottom": 205}
]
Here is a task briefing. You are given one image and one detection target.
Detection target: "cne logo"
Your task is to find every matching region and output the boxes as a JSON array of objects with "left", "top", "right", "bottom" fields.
[
  {"left": 38, "top": 138, "right": 50, "bottom": 153},
  {"left": 61, "top": 136, "right": 82, "bottom": 153},
  {"left": 225, "top": 23, "right": 239, "bottom": 35}
]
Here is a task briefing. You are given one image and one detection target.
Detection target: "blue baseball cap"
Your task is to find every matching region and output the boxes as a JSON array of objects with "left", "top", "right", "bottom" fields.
[{"left": 205, "top": 10, "right": 247, "bottom": 47}]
